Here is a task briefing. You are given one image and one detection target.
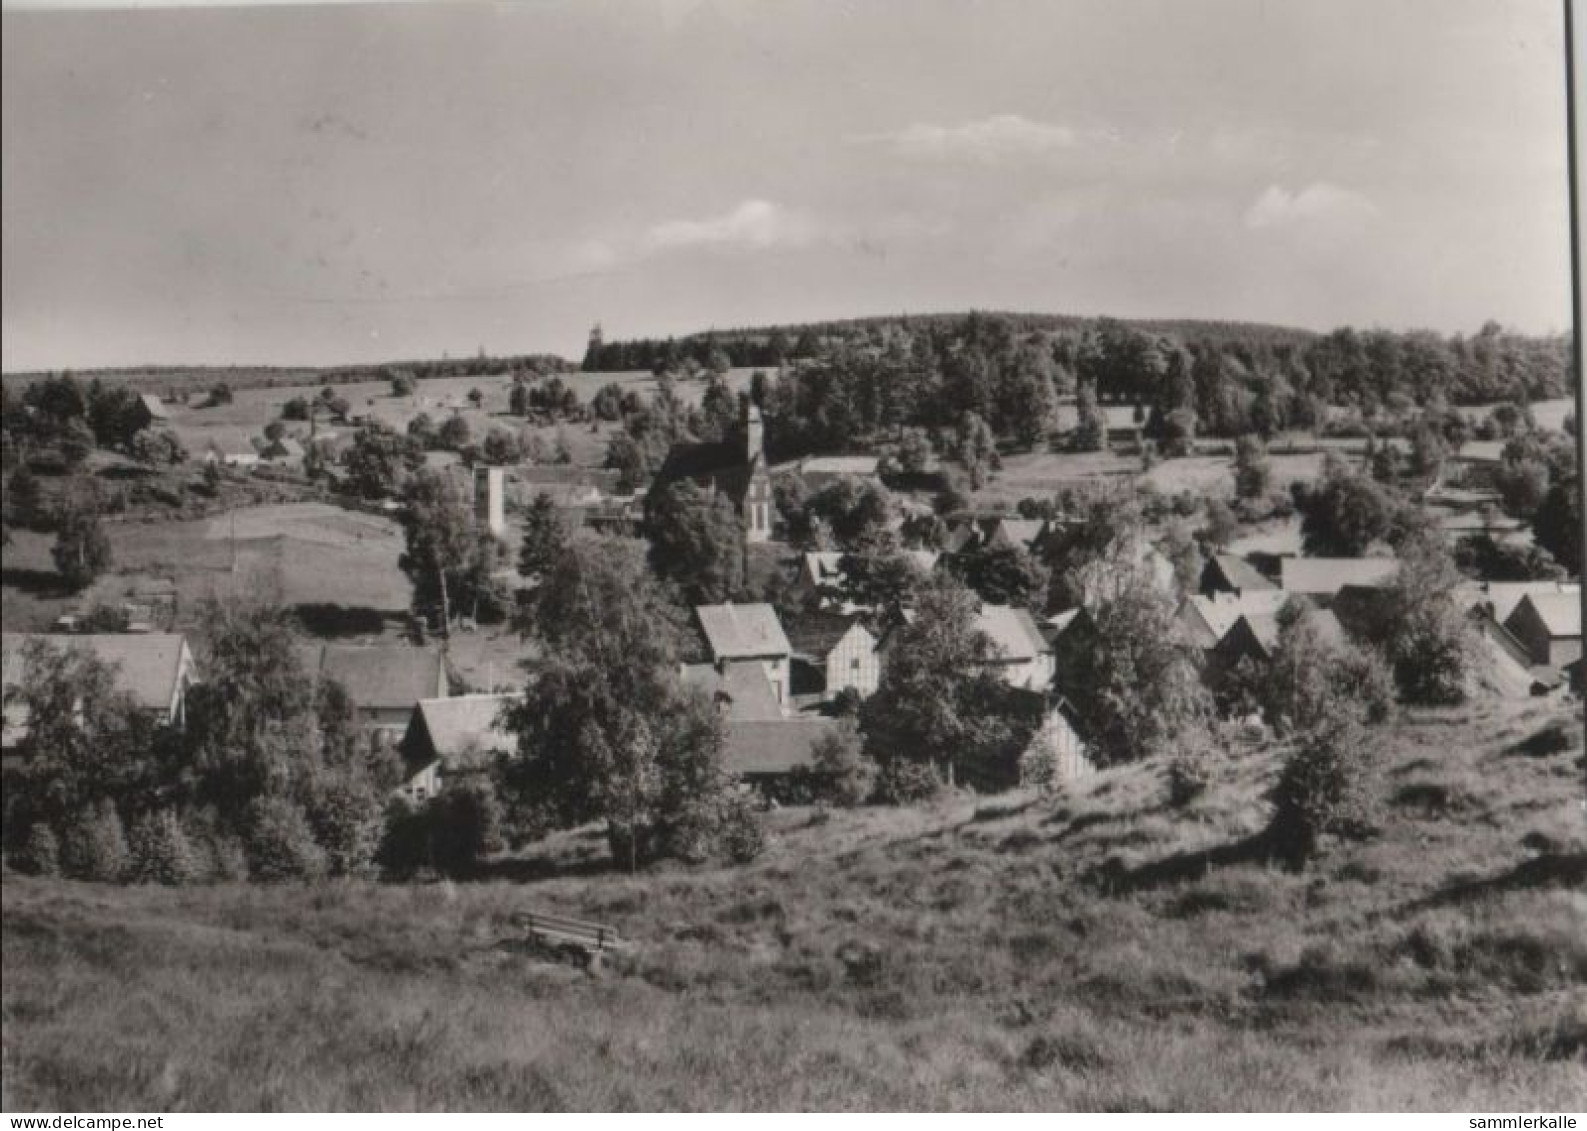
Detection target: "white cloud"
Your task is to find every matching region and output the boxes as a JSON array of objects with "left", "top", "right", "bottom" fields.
[
  {"left": 1244, "top": 182, "right": 1379, "bottom": 230},
  {"left": 856, "top": 114, "right": 1083, "bottom": 163},
  {"left": 646, "top": 199, "right": 819, "bottom": 251}
]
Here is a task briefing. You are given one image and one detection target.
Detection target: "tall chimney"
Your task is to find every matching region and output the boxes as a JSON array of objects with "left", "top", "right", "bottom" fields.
[{"left": 474, "top": 466, "right": 505, "bottom": 538}]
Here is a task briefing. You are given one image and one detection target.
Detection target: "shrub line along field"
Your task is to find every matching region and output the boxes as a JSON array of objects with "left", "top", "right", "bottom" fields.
[{"left": 3, "top": 700, "right": 1583, "bottom": 1111}]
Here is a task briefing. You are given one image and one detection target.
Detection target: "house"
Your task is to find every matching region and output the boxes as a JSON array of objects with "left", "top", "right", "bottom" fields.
[
  {"left": 1199, "top": 553, "right": 1277, "bottom": 598},
  {"left": 397, "top": 692, "right": 520, "bottom": 803},
  {"left": 1469, "top": 581, "right": 1581, "bottom": 626},
  {"left": 652, "top": 402, "right": 772, "bottom": 543},
  {"left": 694, "top": 602, "right": 792, "bottom": 704},
  {"left": 785, "top": 611, "right": 880, "bottom": 702},
  {"left": 1441, "top": 440, "right": 1508, "bottom": 489},
  {"left": 1018, "top": 693, "right": 1097, "bottom": 787},
  {"left": 976, "top": 603, "right": 1055, "bottom": 689},
  {"left": 883, "top": 602, "right": 1053, "bottom": 691},
  {"left": 133, "top": 393, "right": 172, "bottom": 429},
  {"left": 1279, "top": 557, "right": 1399, "bottom": 604},
  {"left": 296, "top": 642, "right": 449, "bottom": 746},
  {"left": 721, "top": 717, "right": 837, "bottom": 783},
  {"left": 1457, "top": 603, "right": 1554, "bottom": 698},
  {"left": 2, "top": 633, "right": 196, "bottom": 752},
  {"left": 795, "top": 549, "right": 940, "bottom": 611},
  {"left": 1423, "top": 482, "right": 1503, "bottom": 512},
  {"left": 1177, "top": 590, "right": 1291, "bottom": 650},
  {"left": 1436, "top": 509, "right": 1528, "bottom": 546},
  {"left": 1503, "top": 593, "right": 1583, "bottom": 670},
  {"left": 985, "top": 517, "right": 1049, "bottom": 554},
  {"left": 182, "top": 427, "right": 262, "bottom": 468},
  {"left": 680, "top": 661, "right": 786, "bottom": 720},
  {"left": 257, "top": 436, "right": 306, "bottom": 466}
]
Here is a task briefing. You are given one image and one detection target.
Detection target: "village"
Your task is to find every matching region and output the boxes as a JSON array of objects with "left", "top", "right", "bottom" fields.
[
  {"left": 2, "top": 0, "right": 1583, "bottom": 1113},
  {"left": 2, "top": 315, "right": 1582, "bottom": 871}
]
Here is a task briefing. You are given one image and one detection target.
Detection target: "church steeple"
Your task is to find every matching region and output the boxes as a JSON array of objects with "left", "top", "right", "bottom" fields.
[{"left": 744, "top": 401, "right": 764, "bottom": 466}]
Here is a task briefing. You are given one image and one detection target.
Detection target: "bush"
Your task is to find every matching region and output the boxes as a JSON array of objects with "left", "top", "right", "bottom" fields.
[
  {"left": 60, "top": 802, "right": 129, "bottom": 881},
  {"left": 1166, "top": 753, "right": 1211, "bottom": 808},
  {"left": 875, "top": 758, "right": 941, "bottom": 805},
  {"left": 377, "top": 780, "right": 503, "bottom": 877},
  {"left": 302, "top": 776, "right": 382, "bottom": 877},
  {"left": 718, "top": 793, "right": 765, "bottom": 864},
  {"left": 807, "top": 720, "right": 876, "bottom": 807},
  {"left": 200, "top": 833, "right": 251, "bottom": 882},
  {"left": 128, "top": 810, "right": 200, "bottom": 885},
  {"left": 425, "top": 778, "right": 504, "bottom": 873},
  {"left": 245, "top": 796, "right": 328, "bottom": 881},
  {"left": 376, "top": 798, "right": 432, "bottom": 876},
  {"left": 1268, "top": 721, "right": 1378, "bottom": 866},
  {"left": 18, "top": 823, "right": 61, "bottom": 877}
]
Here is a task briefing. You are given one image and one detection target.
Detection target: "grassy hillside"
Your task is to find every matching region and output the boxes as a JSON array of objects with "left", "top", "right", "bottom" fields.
[{"left": 3, "top": 699, "right": 1583, "bottom": 1111}]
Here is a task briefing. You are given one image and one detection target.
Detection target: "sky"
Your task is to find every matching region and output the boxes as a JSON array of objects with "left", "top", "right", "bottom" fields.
[{"left": 0, "top": 0, "right": 1573, "bottom": 370}]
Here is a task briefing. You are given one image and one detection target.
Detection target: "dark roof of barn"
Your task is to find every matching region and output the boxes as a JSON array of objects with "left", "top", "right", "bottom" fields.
[
  {"left": 297, "top": 643, "right": 446, "bottom": 712},
  {"left": 723, "top": 718, "right": 835, "bottom": 775},
  {"left": 653, "top": 441, "right": 758, "bottom": 502}
]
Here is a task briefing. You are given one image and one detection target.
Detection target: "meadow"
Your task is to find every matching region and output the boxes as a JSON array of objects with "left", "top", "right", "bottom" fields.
[
  {"left": 162, "top": 367, "right": 766, "bottom": 471},
  {"left": 3, "top": 698, "right": 1582, "bottom": 1111},
  {"left": 1, "top": 502, "right": 412, "bottom": 635}
]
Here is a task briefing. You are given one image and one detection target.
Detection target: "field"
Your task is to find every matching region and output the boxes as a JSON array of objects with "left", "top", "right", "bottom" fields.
[
  {"left": 161, "top": 368, "right": 767, "bottom": 472},
  {"left": 1, "top": 503, "right": 412, "bottom": 635},
  {"left": 3, "top": 699, "right": 1583, "bottom": 1111}
]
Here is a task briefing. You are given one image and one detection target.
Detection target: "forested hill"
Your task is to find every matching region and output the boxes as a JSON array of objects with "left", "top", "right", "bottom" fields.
[
  {"left": 584, "top": 312, "right": 1573, "bottom": 415},
  {"left": 582, "top": 311, "right": 1323, "bottom": 372}
]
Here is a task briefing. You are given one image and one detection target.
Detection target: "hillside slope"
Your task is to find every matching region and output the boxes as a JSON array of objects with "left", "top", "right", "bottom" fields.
[{"left": 3, "top": 699, "right": 1583, "bottom": 1111}]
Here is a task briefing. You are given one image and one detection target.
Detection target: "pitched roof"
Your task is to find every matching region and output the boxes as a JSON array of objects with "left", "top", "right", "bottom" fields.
[
  {"left": 1182, "top": 590, "right": 1291, "bottom": 646},
  {"left": 784, "top": 611, "right": 873, "bottom": 660},
  {"left": 137, "top": 393, "right": 171, "bottom": 420},
  {"left": 722, "top": 718, "right": 836, "bottom": 775},
  {"left": 1280, "top": 557, "right": 1399, "bottom": 595},
  {"left": 695, "top": 603, "right": 790, "bottom": 660},
  {"left": 1, "top": 632, "right": 190, "bottom": 712},
  {"left": 174, "top": 425, "right": 259, "bottom": 458},
  {"left": 679, "top": 662, "right": 785, "bottom": 721},
  {"left": 297, "top": 643, "right": 446, "bottom": 712},
  {"left": 654, "top": 440, "right": 755, "bottom": 502},
  {"left": 409, "top": 693, "right": 521, "bottom": 765},
  {"left": 1514, "top": 592, "right": 1582, "bottom": 638},
  {"left": 977, "top": 604, "right": 1049, "bottom": 662},
  {"left": 1207, "top": 554, "right": 1276, "bottom": 593},
  {"left": 989, "top": 518, "right": 1047, "bottom": 550},
  {"left": 1481, "top": 581, "right": 1580, "bottom": 624},
  {"left": 515, "top": 466, "right": 623, "bottom": 491},
  {"left": 798, "top": 455, "right": 880, "bottom": 477}
]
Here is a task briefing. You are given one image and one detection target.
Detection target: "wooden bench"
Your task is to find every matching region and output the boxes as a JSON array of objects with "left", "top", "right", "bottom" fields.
[{"left": 511, "top": 911, "right": 627, "bottom": 964}]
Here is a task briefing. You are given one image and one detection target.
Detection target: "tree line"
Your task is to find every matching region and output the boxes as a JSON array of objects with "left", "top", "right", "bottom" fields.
[{"left": 591, "top": 314, "right": 1570, "bottom": 468}]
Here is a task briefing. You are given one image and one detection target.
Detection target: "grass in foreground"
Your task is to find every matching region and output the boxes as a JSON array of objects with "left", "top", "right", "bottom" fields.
[{"left": 3, "top": 699, "right": 1584, "bottom": 1111}]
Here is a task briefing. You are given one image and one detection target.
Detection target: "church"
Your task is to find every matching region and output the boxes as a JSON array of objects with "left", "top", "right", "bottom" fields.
[{"left": 650, "top": 401, "right": 773, "bottom": 544}]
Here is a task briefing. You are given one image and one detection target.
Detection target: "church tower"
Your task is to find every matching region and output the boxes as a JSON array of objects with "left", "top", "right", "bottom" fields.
[
  {"left": 745, "top": 401, "right": 764, "bottom": 466},
  {"left": 743, "top": 402, "right": 769, "bottom": 543}
]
